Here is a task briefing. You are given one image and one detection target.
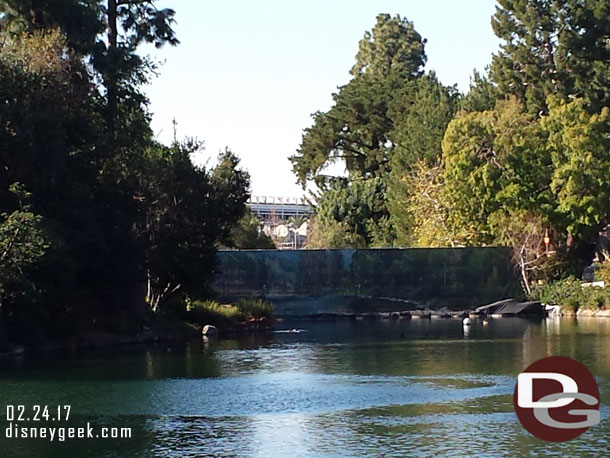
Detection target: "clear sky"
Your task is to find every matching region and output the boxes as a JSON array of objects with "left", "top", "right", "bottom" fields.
[{"left": 144, "top": 0, "right": 501, "bottom": 199}]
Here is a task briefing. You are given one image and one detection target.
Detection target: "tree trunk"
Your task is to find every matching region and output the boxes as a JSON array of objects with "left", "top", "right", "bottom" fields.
[
  {"left": 518, "top": 247, "right": 532, "bottom": 297},
  {"left": 106, "top": 0, "right": 118, "bottom": 133},
  {"left": 146, "top": 271, "right": 181, "bottom": 313}
]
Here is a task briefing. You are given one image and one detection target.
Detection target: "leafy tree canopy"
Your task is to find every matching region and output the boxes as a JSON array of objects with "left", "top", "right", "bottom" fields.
[
  {"left": 441, "top": 98, "right": 551, "bottom": 244},
  {"left": 543, "top": 98, "right": 610, "bottom": 242}
]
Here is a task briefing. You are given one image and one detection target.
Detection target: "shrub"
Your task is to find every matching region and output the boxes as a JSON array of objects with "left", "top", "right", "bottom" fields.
[
  {"left": 583, "top": 287, "right": 610, "bottom": 310},
  {"left": 531, "top": 277, "right": 583, "bottom": 306},
  {"left": 596, "top": 260, "right": 610, "bottom": 286},
  {"left": 531, "top": 277, "right": 610, "bottom": 310}
]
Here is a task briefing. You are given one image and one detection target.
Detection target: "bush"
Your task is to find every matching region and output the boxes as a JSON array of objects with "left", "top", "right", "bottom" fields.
[
  {"left": 583, "top": 287, "right": 610, "bottom": 310},
  {"left": 596, "top": 260, "right": 610, "bottom": 285},
  {"left": 531, "top": 277, "right": 582, "bottom": 306},
  {"left": 531, "top": 277, "right": 610, "bottom": 310}
]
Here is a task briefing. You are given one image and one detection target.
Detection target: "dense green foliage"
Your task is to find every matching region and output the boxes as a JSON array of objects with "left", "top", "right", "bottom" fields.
[
  {"left": 309, "top": 177, "right": 392, "bottom": 248},
  {"left": 296, "top": 6, "right": 610, "bottom": 293},
  {"left": 0, "top": 4, "right": 250, "bottom": 345}
]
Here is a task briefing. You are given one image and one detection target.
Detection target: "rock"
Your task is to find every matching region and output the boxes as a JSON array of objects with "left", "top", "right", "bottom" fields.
[
  {"left": 310, "top": 313, "right": 337, "bottom": 320},
  {"left": 400, "top": 311, "right": 412, "bottom": 320},
  {"left": 202, "top": 325, "right": 218, "bottom": 336},
  {"left": 411, "top": 310, "right": 431, "bottom": 320},
  {"left": 390, "top": 312, "right": 400, "bottom": 320},
  {"left": 596, "top": 309, "right": 610, "bottom": 317}
]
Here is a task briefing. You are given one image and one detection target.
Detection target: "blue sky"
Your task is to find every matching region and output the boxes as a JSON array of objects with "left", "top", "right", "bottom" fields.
[{"left": 144, "top": 0, "right": 501, "bottom": 198}]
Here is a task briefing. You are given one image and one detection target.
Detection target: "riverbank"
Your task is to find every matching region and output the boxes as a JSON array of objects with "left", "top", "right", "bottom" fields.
[
  {"left": 0, "top": 297, "right": 278, "bottom": 356},
  {"left": 0, "top": 317, "right": 201, "bottom": 356}
]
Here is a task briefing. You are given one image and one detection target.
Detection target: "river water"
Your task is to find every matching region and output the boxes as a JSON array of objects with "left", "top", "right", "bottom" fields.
[{"left": 1, "top": 317, "right": 609, "bottom": 457}]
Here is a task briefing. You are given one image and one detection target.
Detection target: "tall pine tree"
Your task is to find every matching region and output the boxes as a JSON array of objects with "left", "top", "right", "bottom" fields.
[{"left": 491, "top": 0, "right": 610, "bottom": 114}]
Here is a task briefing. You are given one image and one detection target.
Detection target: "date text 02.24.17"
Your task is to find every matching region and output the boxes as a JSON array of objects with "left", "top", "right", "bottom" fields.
[{"left": 6, "top": 405, "right": 71, "bottom": 422}]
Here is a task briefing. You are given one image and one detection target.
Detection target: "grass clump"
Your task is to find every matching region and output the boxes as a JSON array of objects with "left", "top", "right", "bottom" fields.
[
  {"left": 186, "top": 299, "right": 241, "bottom": 325},
  {"left": 185, "top": 298, "right": 274, "bottom": 325},
  {"left": 236, "top": 298, "right": 274, "bottom": 319}
]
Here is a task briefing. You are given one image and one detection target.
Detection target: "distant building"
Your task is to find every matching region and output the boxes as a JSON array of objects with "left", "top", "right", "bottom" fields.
[
  {"left": 247, "top": 196, "right": 313, "bottom": 249},
  {"left": 247, "top": 196, "right": 313, "bottom": 224}
]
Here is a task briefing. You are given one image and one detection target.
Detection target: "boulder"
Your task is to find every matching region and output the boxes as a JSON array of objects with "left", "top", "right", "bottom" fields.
[
  {"left": 202, "top": 325, "right": 218, "bottom": 336},
  {"left": 399, "top": 311, "right": 412, "bottom": 319}
]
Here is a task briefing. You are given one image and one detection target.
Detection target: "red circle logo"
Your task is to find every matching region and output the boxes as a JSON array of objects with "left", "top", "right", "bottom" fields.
[{"left": 513, "top": 356, "right": 600, "bottom": 442}]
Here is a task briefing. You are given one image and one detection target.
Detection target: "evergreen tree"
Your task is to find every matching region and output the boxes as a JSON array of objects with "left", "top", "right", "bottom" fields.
[
  {"left": 386, "top": 74, "right": 458, "bottom": 245},
  {"left": 290, "top": 14, "right": 427, "bottom": 187},
  {"left": 0, "top": 1, "right": 179, "bottom": 131},
  {"left": 0, "top": 0, "right": 103, "bottom": 54},
  {"left": 460, "top": 70, "right": 498, "bottom": 113},
  {"left": 388, "top": 73, "right": 459, "bottom": 168},
  {"left": 350, "top": 13, "right": 426, "bottom": 79},
  {"left": 490, "top": 0, "right": 610, "bottom": 114}
]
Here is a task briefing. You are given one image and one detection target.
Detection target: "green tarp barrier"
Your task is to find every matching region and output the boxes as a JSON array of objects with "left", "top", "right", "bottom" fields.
[{"left": 214, "top": 247, "right": 521, "bottom": 309}]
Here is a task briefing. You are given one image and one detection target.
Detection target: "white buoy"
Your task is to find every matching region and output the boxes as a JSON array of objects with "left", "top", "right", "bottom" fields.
[{"left": 462, "top": 317, "right": 471, "bottom": 326}]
